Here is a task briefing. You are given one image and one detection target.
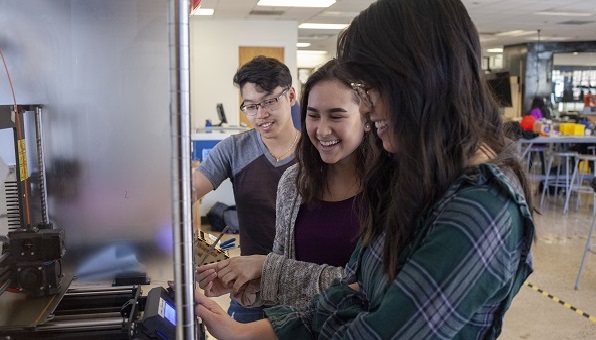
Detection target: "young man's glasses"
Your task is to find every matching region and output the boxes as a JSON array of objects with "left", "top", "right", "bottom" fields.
[
  {"left": 240, "top": 88, "right": 288, "bottom": 116},
  {"left": 351, "top": 82, "right": 374, "bottom": 109}
]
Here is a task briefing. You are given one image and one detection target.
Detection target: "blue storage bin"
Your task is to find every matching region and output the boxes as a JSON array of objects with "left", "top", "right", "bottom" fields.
[{"left": 192, "top": 140, "right": 221, "bottom": 161}]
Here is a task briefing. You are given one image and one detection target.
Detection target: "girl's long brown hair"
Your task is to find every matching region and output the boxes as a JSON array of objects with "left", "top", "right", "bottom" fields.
[
  {"left": 337, "top": 0, "right": 534, "bottom": 281},
  {"left": 294, "top": 59, "right": 385, "bottom": 205}
]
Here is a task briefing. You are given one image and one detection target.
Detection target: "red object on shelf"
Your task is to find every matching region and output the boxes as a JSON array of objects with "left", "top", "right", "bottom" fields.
[
  {"left": 191, "top": 0, "right": 202, "bottom": 12},
  {"left": 520, "top": 115, "right": 536, "bottom": 131}
]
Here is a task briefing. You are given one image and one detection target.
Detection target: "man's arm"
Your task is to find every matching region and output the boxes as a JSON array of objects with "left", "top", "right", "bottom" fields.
[{"left": 192, "top": 170, "right": 215, "bottom": 201}]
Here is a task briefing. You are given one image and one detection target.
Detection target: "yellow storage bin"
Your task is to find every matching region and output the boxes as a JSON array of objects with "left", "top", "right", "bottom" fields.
[
  {"left": 571, "top": 123, "right": 585, "bottom": 136},
  {"left": 558, "top": 123, "right": 586, "bottom": 136},
  {"left": 559, "top": 122, "right": 573, "bottom": 135}
]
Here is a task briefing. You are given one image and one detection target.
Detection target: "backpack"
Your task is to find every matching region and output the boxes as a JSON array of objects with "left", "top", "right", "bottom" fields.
[{"left": 206, "top": 202, "right": 239, "bottom": 234}]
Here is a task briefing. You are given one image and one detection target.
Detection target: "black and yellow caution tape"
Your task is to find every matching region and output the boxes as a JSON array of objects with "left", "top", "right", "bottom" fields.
[{"left": 524, "top": 281, "right": 596, "bottom": 323}]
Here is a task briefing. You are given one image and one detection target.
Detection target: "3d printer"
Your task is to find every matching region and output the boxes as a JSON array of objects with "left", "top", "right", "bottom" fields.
[
  {"left": 0, "top": 105, "right": 227, "bottom": 339},
  {"left": 0, "top": 104, "right": 65, "bottom": 298}
]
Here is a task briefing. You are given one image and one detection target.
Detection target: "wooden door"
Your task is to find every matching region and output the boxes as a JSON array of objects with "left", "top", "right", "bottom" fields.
[{"left": 238, "top": 47, "right": 285, "bottom": 127}]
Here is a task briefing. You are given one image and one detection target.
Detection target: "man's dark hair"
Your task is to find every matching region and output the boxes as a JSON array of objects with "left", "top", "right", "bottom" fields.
[{"left": 233, "top": 55, "right": 292, "bottom": 93}]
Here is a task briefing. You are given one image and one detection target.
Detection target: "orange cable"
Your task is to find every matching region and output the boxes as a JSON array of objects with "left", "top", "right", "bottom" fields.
[{"left": 0, "top": 47, "right": 30, "bottom": 226}]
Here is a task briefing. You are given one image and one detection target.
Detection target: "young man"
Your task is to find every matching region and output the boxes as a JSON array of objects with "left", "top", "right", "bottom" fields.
[{"left": 192, "top": 55, "right": 300, "bottom": 323}]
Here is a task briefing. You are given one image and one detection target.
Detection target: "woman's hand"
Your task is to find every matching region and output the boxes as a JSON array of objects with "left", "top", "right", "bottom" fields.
[
  {"left": 195, "top": 289, "right": 243, "bottom": 340},
  {"left": 216, "top": 255, "right": 267, "bottom": 292},
  {"left": 196, "top": 263, "right": 234, "bottom": 297},
  {"left": 195, "top": 290, "right": 278, "bottom": 340},
  {"left": 348, "top": 282, "right": 361, "bottom": 293},
  {"left": 196, "top": 255, "right": 266, "bottom": 296}
]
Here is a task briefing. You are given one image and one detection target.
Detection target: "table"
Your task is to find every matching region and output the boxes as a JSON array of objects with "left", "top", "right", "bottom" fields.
[
  {"left": 517, "top": 136, "right": 596, "bottom": 160},
  {"left": 517, "top": 136, "right": 596, "bottom": 183}
]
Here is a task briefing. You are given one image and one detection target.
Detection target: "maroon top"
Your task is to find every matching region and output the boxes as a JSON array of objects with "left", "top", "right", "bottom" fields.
[{"left": 294, "top": 196, "right": 360, "bottom": 267}]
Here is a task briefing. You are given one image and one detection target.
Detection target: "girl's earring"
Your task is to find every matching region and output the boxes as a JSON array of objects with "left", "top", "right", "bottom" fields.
[{"left": 364, "top": 123, "right": 371, "bottom": 131}]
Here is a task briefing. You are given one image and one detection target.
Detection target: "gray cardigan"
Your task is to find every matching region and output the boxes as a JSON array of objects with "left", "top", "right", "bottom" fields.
[{"left": 233, "top": 164, "right": 346, "bottom": 309}]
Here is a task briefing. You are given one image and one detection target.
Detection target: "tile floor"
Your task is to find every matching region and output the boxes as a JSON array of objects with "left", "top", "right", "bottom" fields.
[
  {"left": 204, "top": 187, "right": 596, "bottom": 339},
  {"left": 501, "top": 188, "right": 596, "bottom": 339}
]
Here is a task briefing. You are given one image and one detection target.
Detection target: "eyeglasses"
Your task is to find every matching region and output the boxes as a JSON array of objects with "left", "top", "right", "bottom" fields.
[
  {"left": 351, "top": 82, "right": 374, "bottom": 109},
  {"left": 240, "top": 89, "right": 288, "bottom": 116}
]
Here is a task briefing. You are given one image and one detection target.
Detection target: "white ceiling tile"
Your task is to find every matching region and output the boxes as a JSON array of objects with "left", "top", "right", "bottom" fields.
[{"left": 196, "top": 0, "right": 596, "bottom": 54}]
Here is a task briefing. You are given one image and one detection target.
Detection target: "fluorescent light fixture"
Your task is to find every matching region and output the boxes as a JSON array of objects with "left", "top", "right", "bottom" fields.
[
  {"left": 258, "top": 0, "right": 335, "bottom": 8},
  {"left": 535, "top": 11, "right": 592, "bottom": 17},
  {"left": 299, "top": 23, "right": 348, "bottom": 30},
  {"left": 191, "top": 8, "right": 214, "bottom": 16},
  {"left": 495, "top": 30, "right": 537, "bottom": 37},
  {"left": 296, "top": 42, "right": 311, "bottom": 48},
  {"left": 300, "top": 34, "right": 334, "bottom": 40},
  {"left": 297, "top": 50, "right": 328, "bottom": 55},
  {"left": 486, "top": 48, "right": 503, "bottom": 53},
  {"left": 320, "top": 11, "right": 361, "bottom": 17},
  {"left": 479, "top": 36, "right": 497, "bottom": 43},
  {"left": 528, "top": 36, "right": 570, "bottom": 42}
]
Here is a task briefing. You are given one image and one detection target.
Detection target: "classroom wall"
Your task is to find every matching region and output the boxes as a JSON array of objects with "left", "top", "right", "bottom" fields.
[{"left": 189, "top": 18, "right": 298, "bottom": 129}]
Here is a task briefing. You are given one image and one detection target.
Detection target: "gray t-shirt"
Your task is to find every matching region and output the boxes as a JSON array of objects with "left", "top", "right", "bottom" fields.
[{"left": 198, "top": 129, "right": 296, "bottom": 255}]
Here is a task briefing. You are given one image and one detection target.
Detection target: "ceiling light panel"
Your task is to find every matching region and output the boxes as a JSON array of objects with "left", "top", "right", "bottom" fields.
[
  {"left": 297, "top": 50, "right": 328, "bottom": 55},
  {"left": 494, "top": 30, "right": 537, "bottom": 37},
  {"left": 299, "top": 34, "right": 334, "bottom": 40},
  {"left": 257, "top": 0, "right": 336, "bottom": 8},
  {"left": 528, "top": 36, "right": 571, "bottom": 41},
  {"left": 535, "top": 11, "right": 593, "bottom": 17},
  {"left": 299, "top": 23, "right": 348, "bottom": 30},
  {"left": 191, "top": 8, "right": 215, "bottom": 16},
  {"left": 319, "top": 11, "right": 361, "bottom": 17}
]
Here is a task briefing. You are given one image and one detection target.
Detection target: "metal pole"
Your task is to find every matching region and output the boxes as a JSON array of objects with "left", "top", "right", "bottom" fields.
[
  {"left": 34, "top": 106, "right": 49, "bottom": 224},
  {"left": 168, "top": 0, "right": 195, "bottom": 339}
]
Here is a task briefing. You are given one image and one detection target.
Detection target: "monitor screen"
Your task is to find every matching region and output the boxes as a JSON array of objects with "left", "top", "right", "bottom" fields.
[
  {"left": 216, "top": 103, "right": 227, "bottom": 125},
  {"left": 486, "top": 72, "right": 513, "bottom": 108},
  {"left": 163, "top": 299, "right": 176, "bottom": 326}
]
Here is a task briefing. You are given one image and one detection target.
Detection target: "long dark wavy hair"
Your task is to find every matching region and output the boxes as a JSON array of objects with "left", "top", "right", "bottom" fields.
[
  {"left": 337, "top": 0, "right": 534, "bottom": 281},
  {"left": 295, "top": 59, "right": 386, "bottom": 204}
]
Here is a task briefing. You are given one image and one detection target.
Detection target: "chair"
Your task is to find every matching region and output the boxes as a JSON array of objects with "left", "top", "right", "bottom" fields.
[
  {"left": 563, "top": 154, "right": 596, "bottom": 215},
  {"left": 575, "top": 177, "right": 596, "bottom": 290},
  {"left": 540, "top": 151, "right": 578, "bottom": 210}
]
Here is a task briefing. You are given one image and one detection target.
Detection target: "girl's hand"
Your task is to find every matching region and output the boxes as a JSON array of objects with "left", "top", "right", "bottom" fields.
[
  {"left": 216, "top": 255, "right": 267, "bottom": 292},
  {"left": 195, "top": 289, "right": 243, "bottom": 340},
  {"left": 348, "top": 282, "right": 361, "bottom": 292},
  {"left": 195, "top": 290, "right": 279, "bottom": 340},
  {"left": 196, "top": 262, "right": 234, "bottom": 297}
]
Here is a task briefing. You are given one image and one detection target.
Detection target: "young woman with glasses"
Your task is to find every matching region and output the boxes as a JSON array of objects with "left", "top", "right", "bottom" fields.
[{"left": 195, "top": 0, "right": 535, "bottom": 338}]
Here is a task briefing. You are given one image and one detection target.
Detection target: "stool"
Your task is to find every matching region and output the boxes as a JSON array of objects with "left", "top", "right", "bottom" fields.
[
  {"left": 575, "top": 177, "right": 596, "bottom": 290},
  {"left": 525, "top": 145, "right": 547, "bottom": 176},
  {"left": 563, "top": 154, "right": 596, "bottom": 215},
  {"left": 540, "top": 151, "right": 578, "bottom": 210}
]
